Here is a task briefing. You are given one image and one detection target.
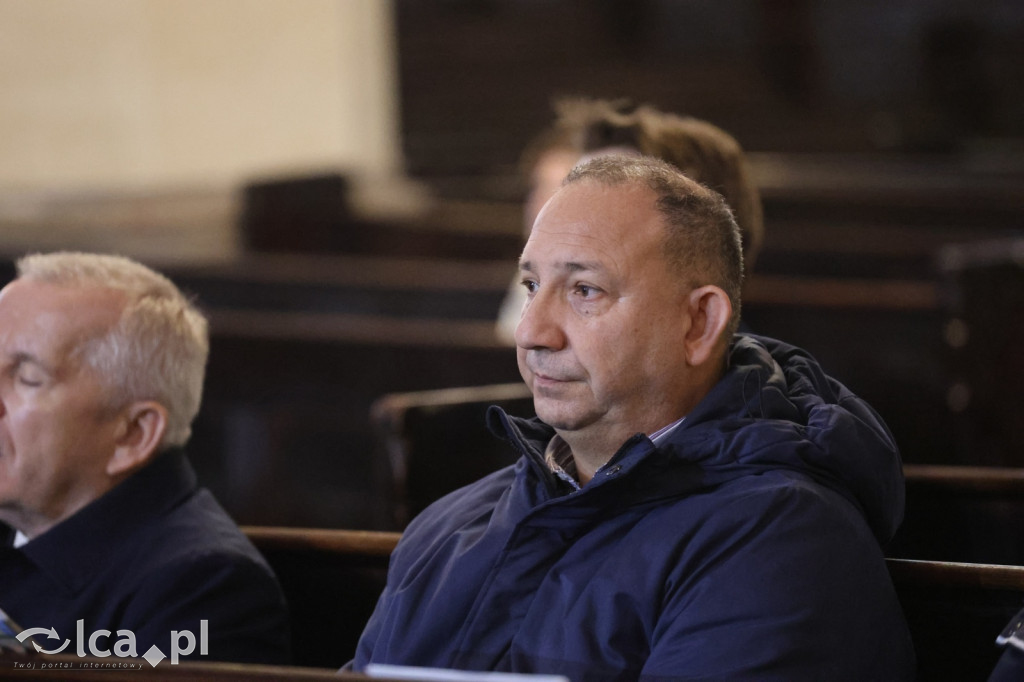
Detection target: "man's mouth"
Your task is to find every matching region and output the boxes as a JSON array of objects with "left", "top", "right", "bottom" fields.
[{"left": 532, "top": 371, "right": 574, "bottom": 387}]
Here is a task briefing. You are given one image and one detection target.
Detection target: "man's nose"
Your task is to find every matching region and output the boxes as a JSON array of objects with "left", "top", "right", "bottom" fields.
[{"left": 515, "top": 288, "right": 566, "bottom": 351}]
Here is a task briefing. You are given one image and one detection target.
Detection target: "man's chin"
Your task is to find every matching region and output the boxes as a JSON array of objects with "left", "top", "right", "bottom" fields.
[{"left": 534, "top": 405, "right": 585, "bottom": 433}]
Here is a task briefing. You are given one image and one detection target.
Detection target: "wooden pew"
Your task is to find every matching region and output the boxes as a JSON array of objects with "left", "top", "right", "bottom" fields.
[
  {"left": 890, "top": 559, "right": 1024, "bottom": 681},
  {"left": 192, "top": 314, "right": 521, "bottom": 530},
  {"left": 904, "top": 464, "right": 1024, "bottom": 494},
  {"left": 370, "top": 383, "right": 533, "bottom": 527},
  {"left": 165, "top": 253, "right": 516, "bottom": 323},
  {"left": 241, "top": 527, "right": 399, "bottom": 670},
  {"left": 892, "top": 465, "right": 1024, "bottom": 566},
  {"left": 238, "top": 173, "right": 523, "bottom": 260},
  {"left": 244, "top": 526, "right": 400, "bottom": 557}
]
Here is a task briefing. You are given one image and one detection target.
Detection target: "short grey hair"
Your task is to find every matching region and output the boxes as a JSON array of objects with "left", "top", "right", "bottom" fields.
[
  {"left": 16, "top": 252, "right": 209, "bottom": 448},
  {"left": 563, "top": 154, "right": 745, "bottom": 336}
]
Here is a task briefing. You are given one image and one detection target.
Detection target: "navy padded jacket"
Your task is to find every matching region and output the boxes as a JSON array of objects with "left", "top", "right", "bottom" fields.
[{"left": 352, "top": 335, "right": 916, "bottom": 681}]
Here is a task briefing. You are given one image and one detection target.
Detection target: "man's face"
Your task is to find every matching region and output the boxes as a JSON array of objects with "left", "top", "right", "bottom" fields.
[
  {"left": 0, "top": 279, "right": 127, "bottom": 537},
  {"left": 516, "top": 180, "right": 696, "bottom": 446}
]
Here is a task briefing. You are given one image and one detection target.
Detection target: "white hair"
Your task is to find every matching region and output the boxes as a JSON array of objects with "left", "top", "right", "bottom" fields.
[{"left": 16, "top": 252, "right": 209, "bottom": 448}]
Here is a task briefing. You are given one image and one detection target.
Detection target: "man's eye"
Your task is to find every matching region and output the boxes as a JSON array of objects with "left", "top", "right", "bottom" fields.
[
  {"left": 17, "top": 374, "right": 43, "bottom": 387},
  {"left": 15, "top": 366, "right": 44, "bottom": 387},
  {"left": 521, "top": 279, "right": 539, "bottom": 294},
  {"left": 575, "top": 284, "right": 599, "bottom": 298}
]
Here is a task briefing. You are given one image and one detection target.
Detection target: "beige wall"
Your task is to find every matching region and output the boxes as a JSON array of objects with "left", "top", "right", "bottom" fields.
[{"left": 0, "top": 0, "right": 401, "bottom": 192}]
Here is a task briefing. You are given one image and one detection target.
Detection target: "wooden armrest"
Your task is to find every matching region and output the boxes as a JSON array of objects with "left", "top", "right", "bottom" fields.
[
  {"left": 242, "top": 526, "right": 400, "bottom": 557},
  {"left": 904, "top": 464, "right": 1024, "bottom": 495},
  {"left": 886, "top": 557, "right": 1024, "bottom": 591}
]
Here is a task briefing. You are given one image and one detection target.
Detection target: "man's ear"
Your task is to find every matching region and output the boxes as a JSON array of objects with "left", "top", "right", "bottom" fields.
[
  {"left": 106, "top": 401, "right": 168, "bottom": 477},
  {"left": 683, "top": 285, "right": 733, "bottom": 367}
]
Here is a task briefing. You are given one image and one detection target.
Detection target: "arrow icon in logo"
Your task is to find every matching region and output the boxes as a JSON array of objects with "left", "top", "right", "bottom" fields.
[{"left": 16, "top": 627, "right": 70, "bottom": 654}]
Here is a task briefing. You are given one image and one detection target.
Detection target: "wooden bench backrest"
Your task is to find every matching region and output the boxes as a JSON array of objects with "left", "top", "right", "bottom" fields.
[
  {"left": 241, "top": 527, "right": 398, "bottom": 669},
  {"left": 370, "top": 383, "right": 532, "bottom": 527},
  {"left": 893, "top": 464, "right": 1024, "bottom": 566}
]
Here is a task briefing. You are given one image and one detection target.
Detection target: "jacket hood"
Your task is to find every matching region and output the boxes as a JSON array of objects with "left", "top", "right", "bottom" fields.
[
  {"left": 490, "top": 333, "right": 905, "bottom": 545},
  {"left": 683, "top": 334, "right": 904, "bottom": 544}
]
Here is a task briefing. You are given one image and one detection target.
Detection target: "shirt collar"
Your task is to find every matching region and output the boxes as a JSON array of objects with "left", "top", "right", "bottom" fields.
[
  {"left": 544, "top": 416, "right": 686, "bottom": 491},
  {"left": 649, "top": 416, "right": 686, "bottom": 445},
  {"left": 544, "top": 435, "right": 580, "bottom": 490}
]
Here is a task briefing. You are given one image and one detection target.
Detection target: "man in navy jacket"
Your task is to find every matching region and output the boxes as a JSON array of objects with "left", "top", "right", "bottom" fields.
[
  {"left": 351, "top": 155, "right": 915, "bottom": 680},
  {"left": 0, "top": 252, "right": 289, "bottom": 666},
  {"left": 990, "top": 607, "right": 1024, "bottom": 680}
]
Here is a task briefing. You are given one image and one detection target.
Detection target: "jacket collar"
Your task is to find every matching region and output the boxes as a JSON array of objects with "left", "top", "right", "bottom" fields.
[
  {"left": 486, "top": 405, "right": 666, "bottom": 496},
  {"left": 484, "top": 333, "right": 904, "bottom": 545},
  {"left": 17, "top": 448, "right": 197, "bottom": 595}
]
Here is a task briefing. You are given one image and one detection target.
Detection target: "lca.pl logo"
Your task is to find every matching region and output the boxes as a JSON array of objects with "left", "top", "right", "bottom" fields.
[{"left": 13, "top": 619, "right": 209, "bottom": 668}]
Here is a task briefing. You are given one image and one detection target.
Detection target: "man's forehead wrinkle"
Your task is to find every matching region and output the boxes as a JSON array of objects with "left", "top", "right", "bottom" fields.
[
  {"left": 531, "top": 222, "right": 616, "bottom": 243},
  {"left": 525, "top": 230, "right": 623, "bottom": 264},
  {"left": 559, "top": 259, "right": 612, "bottom": 278}
]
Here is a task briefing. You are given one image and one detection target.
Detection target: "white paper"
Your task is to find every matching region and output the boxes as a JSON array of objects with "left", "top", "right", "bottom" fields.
[{"left": 364, "top": 663, "right": 570, "bottom": 682}]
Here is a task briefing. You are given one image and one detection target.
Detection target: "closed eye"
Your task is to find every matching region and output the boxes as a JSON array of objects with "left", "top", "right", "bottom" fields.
[{"left": 9, "top": 356, "right": 47, "bottom": 387}]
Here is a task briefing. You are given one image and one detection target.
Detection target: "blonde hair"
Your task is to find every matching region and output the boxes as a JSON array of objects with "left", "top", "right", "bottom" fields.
[
  {"left": 556, "top": 98, "right": 764, "bottom": 271},
  {"left": 16, "top": 252, "right": 209, "bottom": 448}
]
